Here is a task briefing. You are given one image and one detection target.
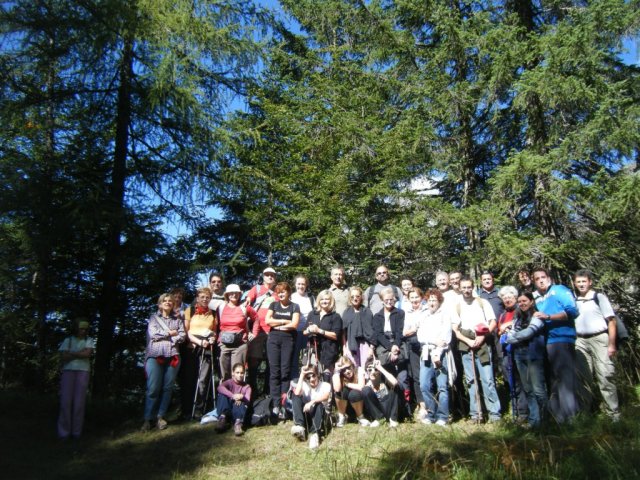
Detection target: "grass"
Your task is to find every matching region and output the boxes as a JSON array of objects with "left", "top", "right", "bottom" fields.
[{"left": 2, "top": 389, "right": 640, "bottom": 480}]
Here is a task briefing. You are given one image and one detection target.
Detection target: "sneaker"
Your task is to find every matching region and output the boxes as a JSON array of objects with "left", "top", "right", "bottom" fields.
[
  {"left": 140, "top": 420, "right": 151, "bottom": 432},
  {"left": 369, "top": 420, "right": 380, "bottom": 428},
  {"left": 336, "top": 414, "right": 346, "bottom": 428},
  {"left": 308, "top": 432, "right": 319, "bottom": 450},
  {"left": 389, "top": 419, "right": 399, "bottom": 428},
  {"left": 421, "top": 417, "right": 433, "bottom": 425},
  {"left": 357, "top": 416, "right": 370, "bottom": 427},
  {"left": 435, "top": 419, "right": 447, "bottom": 427},
  {"left": 291, "top": 424, "right": 306, "bottom": 441},
  {"left": 234, "top": 420, "right": 243, "bottom": 436},
  {"left": 216, "top": 415, "right": 227, "bottom": 433},
  {"left": 156, "top": 417, "right": 168, "bottom": 430}
]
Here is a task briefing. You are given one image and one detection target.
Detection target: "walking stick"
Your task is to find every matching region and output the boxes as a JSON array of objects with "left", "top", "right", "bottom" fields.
[
  {"left": 209, "top": 343, "right": 217, "bottom": 409},
  {"left": 192, "top": 346, "right": 206, "bottom": 419}
]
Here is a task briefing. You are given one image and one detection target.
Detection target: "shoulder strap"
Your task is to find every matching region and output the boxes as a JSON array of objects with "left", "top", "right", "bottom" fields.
[{"left": 368, "top": 287, "right": 376, "bottom": 306}]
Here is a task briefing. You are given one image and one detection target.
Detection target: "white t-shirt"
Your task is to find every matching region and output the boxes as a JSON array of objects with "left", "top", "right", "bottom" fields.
[
  {"left": 59, "top": 336, "right": 95, "bottom": 372},
  {"left": 575, "top": 291, "right": 615, "bottom": 335},
  {"left": 301, "top": 381, "right": 332, "bottom": 407}
]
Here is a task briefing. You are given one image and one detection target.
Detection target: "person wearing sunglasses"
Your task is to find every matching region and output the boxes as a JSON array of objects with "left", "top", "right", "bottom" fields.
[{"left": 290, "top": 365, "right": 331, "bottom": 450}]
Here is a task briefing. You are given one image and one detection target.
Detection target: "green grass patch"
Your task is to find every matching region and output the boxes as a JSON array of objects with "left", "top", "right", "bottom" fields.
[{"left": 1, "top": 390, "right": 639, "bottom": 479}]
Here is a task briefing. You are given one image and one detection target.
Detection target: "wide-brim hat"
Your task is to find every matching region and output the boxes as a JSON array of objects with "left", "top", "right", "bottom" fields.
[
  {"left": 223, "top": 284, "right": 242, "bottom": 299},
  {"left": 263, "top": 267, "right": 276, "bottom": 275}
]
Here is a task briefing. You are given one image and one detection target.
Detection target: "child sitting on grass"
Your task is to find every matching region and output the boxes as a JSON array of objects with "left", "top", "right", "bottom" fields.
[{"left": 216, "top": 363, "right": 252, "bottom": 436}]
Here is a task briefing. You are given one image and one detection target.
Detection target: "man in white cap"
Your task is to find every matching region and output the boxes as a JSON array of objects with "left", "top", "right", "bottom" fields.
[{"left": 245, "top": 267, "right": 278, "bottom": 394}]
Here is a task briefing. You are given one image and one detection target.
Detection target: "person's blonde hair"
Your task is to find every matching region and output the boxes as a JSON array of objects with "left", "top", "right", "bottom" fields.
[{"left": 315, "top": 289, "right": 336, "bottom": 313}]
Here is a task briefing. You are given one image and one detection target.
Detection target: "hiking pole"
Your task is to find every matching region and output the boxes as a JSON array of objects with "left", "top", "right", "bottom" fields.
[
  {"left": 508, "top": 347, "right": 517, "bottom": 421},
  {"left": 470, "top": 349, "right": 482, "bottom": 423},
  {"left": 192, "top": 345, "right": 206, "bottom": 419},
  {"left": 209, "top": 343, "right": 217, "bottom": 410}
]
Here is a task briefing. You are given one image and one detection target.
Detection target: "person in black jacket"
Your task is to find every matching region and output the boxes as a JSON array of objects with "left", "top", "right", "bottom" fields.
[
  {"left": 304, "top": 290, "right": 343, "bottom": 382},
  {"left": 372, "top": 287, "right": 410, "bottom": 414}
]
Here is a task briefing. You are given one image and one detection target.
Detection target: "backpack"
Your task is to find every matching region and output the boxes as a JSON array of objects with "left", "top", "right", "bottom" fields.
[
  {"left": 589, "top": 291, "right": 629, "bottom": 346},
  {"left": 250, "top": 396, "right": 273, "bottom": 427}
]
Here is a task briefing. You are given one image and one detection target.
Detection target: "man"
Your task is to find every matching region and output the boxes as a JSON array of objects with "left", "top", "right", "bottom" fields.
[
  {"left": 245, "top": 267, "right": 278, "bottom": 395},
  {"left": 532, "top": 267, "right": 579, "bottom": 423},
  {"left": 573, "top": 269, "right": 620, "bottom": 420},
  {"left": 328, "top": 266, "right": 350, "bottom": 316},
  {"left": 435, "top": 271, "right": 459, "bottom": 308},
  {"left": 449, "top": 271, "right": 463, "bottom": 294},
  {"left": 478, "top": 271, "right": 505, "bottom": 320},
  {"left": 453, "top": 277, "right": 501, "bottom": 422},
  {"left": 208, "top": 273, "right": 225, "bottom": 311},
  {"left": 363, "top": 265, "right": 402, "bottom": 316}
]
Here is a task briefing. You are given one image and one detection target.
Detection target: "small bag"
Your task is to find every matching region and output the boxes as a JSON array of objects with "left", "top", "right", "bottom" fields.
[{"left": 220, "top": 331, "right": 243, "bottom": 346}]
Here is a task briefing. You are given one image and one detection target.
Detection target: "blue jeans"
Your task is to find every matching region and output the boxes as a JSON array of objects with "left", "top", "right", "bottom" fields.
[
  {"left": 419, "top": 359, "right": 449, "bottom": 422},
  {"left": 461, "top": 351, "right": 501, "bottom": 420},
  {"left": 514, "top": 354, "right": 547, "bottom": 426},
  {"left": 216, "top": 393, "right": 249, "bottom": 423},
  {"left": 144, "top": 357, "right": 181, "bottom": 421}
]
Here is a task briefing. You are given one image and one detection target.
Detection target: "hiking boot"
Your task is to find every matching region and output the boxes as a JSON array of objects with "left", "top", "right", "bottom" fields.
[
  {"left": 140, "top": 420, "right": 151, "bottom": 432},
  {"left": 234, "top": 420, "right": 243, "bottom": 436},
  {"left": 216, "top": 415, "right": 227, "bottom": 433},
  {"left": 291, "top": 424, "right": 306, "bottom": 441},
  {"left": 156, "top": 417, "right": 168, "bottom": 430},
  {"left": 308, "top": 433, "right": 319, "bottom": 450}
]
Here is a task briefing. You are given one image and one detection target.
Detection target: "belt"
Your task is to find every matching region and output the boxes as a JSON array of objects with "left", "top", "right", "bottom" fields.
[{"left": 577, "top": 330, "right": 607, "bottom": 339}]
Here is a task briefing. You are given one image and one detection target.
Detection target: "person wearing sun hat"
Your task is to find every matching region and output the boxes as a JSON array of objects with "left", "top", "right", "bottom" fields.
[
  {"left": 57, "top": 318, "right": 95, "bottom": 439},
  {"left": 217, "top": 283, "right": 258, "bottom": 380}
]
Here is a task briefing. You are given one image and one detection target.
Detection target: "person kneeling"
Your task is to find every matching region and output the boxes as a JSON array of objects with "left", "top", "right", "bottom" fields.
[
  {"left": 290, "top": 365, "right": 331, "bottom": 450},
  {"left": 216, "top": 363, "right": 252, "bottom": 436},
  {"left": 362, "top": 359, "right": 400, "bottom": 428}
]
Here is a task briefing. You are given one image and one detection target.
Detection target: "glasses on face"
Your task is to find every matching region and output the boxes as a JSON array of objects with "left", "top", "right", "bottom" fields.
[
  {"left": 350, "top": 294, "right": 362, "bottom": 299},
  {"left": 376, "top": 271, "right": 388, "bottom": 276},
  {"left": 383, "top": 298, "right": 395, "bottom": 304},
  {"left": 264, "top": 273, "right": 276, "bottom": 277},
  {"left": 305, "top": 374, "right": 317, "bottom": 380}
]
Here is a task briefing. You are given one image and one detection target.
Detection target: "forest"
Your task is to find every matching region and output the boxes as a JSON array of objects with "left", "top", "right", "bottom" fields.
[{"left": 1, "top": 0, "right": 639, "bottom": 397}]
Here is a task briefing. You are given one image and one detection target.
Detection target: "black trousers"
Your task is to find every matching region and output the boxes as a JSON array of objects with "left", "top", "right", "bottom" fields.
[
  {"left": 266, "top": 330, "right": 295, "bottom": 402},
  {"left": 362, "top": 385, "right": 399, "bottom": 421},
  {"left": 292, "top": 393, "right": 325, "bottom": 434}
]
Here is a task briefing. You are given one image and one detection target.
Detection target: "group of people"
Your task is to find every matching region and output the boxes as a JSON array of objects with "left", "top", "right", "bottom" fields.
[{"left": 134, "top": 265, "right": 622, "bottom": 449}]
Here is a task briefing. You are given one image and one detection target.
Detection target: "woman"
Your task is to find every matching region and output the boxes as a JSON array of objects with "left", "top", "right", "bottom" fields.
[
  {"left": 291, "top": 275, "right": 315, "bottom": 378},
  {"left": 497, "top": 286, "right": 529, "bottom": 422},
  {"left": 362, "top": 359, "right": 400, "bottom": 428},
  {"left": 403, "top": 287, "right": 427, "bottom": 418},
  {"left": 216, "top": 363, "right": 252, "bottom": 436},
  {"left": 142, "top": 293, "right": 186, "bottom": 431},
  {"left": 185, "top": 287, "right": 217, "bottom": 419},
  {"left": 57, "top": 318, "right": 94, "bottom": 439},
  {"left": 398, "top": 277, "right": 415, "bottom": 312},
  {"left": 372, "top": 287, "right": 409, "bottom": 400},
  {"left": 341, "top": 286, "right": 374, "bottom": 368},
  {"left": 304, "top": 290, "right": 343, "bottom": 381},
  {"left": 217, "top": 284, "right": 258, "bottom": 380},
  {"left": 505, "top": 291, "right": 548, "bottom": 427},
  {"left": 290, "top": 365, "right": 332, "bottom": 450},
  {"left": 416, "top": 289, "right": 452, "bottom": 426},
  {"left": 265, "top": 282, "right": 300, "bottom": 419},
  {"left": 332, "top": 356, "right": 369, "bottom": 426}
]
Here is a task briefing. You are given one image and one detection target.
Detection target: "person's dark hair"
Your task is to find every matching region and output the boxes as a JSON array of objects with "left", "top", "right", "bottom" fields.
[
  {"left": 517, "top": 291, "right": 535, "bottom": 302},
  {"left": 531, "top": 266, "right": 550, "bottom": 277},
  {"left": 460, "top": 275, "right": 474, "bottom": 286},
  {"left": 574, "top": 269, "right": 593, "bottom": 280},
  {"left": 170, "top": 287, "right": 186, "bottom": 296},
  {"left": 275, "top": 282, "right": 292, "bottom": 294},
  {"left": 517, "top": 268, "right": 530, "bottom": 275},
  {"left": 232, "top": 362, "right": 245, "bottom": 373},
  {"left": 209, "top": 272, "right": 223, "bottom": 282},
  {"left": 408, "top": 286, "right": 424, "bottom": 298},
  {"left": 480, "top": 270, "right": 494, "bottom": 278},
  {"left": 424, "top": 288, "right": 444, "bottom": 304}
]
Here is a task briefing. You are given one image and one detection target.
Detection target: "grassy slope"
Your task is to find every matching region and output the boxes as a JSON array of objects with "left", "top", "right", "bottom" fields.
[{"left": 2, "top": 390, "right": 640, "bottom": 480}]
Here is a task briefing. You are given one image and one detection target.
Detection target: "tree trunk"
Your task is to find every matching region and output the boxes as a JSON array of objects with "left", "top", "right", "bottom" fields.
[{"left": 93, "top": 36, "right": 133, "bottom": 396}]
